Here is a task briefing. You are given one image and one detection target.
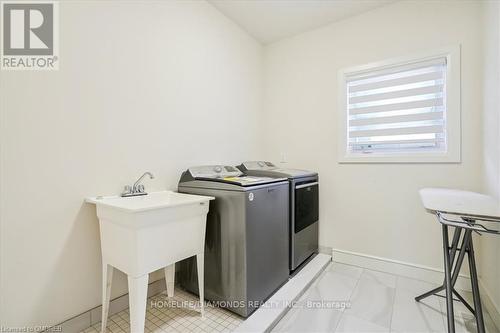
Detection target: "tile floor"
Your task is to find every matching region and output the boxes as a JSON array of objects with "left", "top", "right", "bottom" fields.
[
  {"left": 272, "top": 262, "right": 500, "bottom": 333},
  {"left": 82, "top": 262, "right": 500, "bottom": 333},
  {"left": 82, "top": 288, "right": 242, "bottom": 333}
]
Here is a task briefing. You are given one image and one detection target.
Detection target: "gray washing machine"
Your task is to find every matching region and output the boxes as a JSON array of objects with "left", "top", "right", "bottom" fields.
[
  {"left": 177, "top": 165, "right": 289, "bottom": 317},
  {"left": 237, "top": 161, "right": 319, "bottom": 272}
]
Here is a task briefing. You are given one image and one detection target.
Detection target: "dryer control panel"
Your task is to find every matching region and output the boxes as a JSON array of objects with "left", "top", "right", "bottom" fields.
[
  {"left": 188, "top": 165, "right": 243, "bottom": 179},
  {"left": 241, "top": 161, "right": 276, "bottom": 170},
  {"left": 239, "top": 161, "right": 317, "bottom": 178}
]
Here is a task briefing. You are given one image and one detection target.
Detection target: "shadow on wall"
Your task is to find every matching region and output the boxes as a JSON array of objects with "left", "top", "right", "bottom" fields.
[{"left": 31, "top": 203, "right": 126, "bottom": 325}]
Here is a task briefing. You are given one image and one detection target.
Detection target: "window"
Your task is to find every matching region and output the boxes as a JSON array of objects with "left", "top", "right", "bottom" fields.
[{"left": 338, "top": 46, "right": 461, "bottom": 163}]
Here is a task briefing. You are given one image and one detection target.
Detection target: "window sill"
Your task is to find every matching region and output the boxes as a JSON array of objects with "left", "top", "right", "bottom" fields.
[{"left": 337, "top": 152, "right": 461, "bottom": 164}]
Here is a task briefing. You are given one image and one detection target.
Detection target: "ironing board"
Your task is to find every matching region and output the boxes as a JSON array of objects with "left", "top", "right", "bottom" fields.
[{"left": 416, "top": 188, "right": 500, "bottom": 333}]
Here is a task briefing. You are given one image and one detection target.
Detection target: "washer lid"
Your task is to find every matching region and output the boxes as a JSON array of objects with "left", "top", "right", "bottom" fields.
[
  {"left": 186, "top": 165, "right": 286, "bottom": 186},
  {"left": 216, "top": 176, "right": 285, "bottom": 187}
]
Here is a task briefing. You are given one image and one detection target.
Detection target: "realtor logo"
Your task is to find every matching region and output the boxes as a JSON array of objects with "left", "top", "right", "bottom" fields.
[{"left": 1, "top": 1, "right": 59, "bottom": 70}]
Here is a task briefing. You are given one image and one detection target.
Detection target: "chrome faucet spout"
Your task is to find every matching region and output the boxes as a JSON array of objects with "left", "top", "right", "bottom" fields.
[
  {"left": 122, "top": 172, "right": 155, "bottom": 197},
  {"left": 133, "top": 172, "right": 154, "bottom": 191}
]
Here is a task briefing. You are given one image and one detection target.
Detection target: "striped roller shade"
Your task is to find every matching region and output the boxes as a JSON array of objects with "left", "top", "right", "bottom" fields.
[{"left": 347, "top": 57, "right": 447, "bottom": 154}]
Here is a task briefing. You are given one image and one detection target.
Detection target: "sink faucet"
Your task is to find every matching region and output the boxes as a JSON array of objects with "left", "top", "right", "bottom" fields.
[{"left": 122, "top": 172, "right": 155, "bottom": 197}]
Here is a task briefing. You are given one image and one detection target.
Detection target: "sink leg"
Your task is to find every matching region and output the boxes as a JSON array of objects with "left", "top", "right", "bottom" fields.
[
  {"left": 128, "top": 274, "right": 149, "bottom": 333},
  {"left": 196, "top": 253, "right": 204, "bottom": 317},
  {"left": 101, "top": 263, "right": 113, "bottom": 333},
  {"left": 164, "top": 264, "right": 175, "bottom": 297}
]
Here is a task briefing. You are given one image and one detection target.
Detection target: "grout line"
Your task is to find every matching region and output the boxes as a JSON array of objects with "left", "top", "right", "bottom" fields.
[
  {"left": 332, "top": 266, "right": 365, "bottom": 332},
  {"left": 388, "top": 275, "right": 401, "bottom": 332},
  {"left": 438, "top": 289, "right": 447, "bottom": 330}
]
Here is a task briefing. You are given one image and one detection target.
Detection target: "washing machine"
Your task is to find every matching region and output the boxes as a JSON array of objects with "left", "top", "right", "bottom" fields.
[
  {"left": 238, "top": 161, "right": 319, "bottom": 272},
  {"left": 177, "top": 165, "right": 289, "bottom": 317}
]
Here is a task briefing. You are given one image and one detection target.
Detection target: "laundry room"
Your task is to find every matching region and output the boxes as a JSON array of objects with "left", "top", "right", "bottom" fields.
[{"left": 1, "top": 1, "right": 499, "bottom": 333}]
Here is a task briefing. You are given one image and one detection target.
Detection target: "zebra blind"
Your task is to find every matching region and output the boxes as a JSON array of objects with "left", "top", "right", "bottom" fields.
[{"left": 347, "top": 58, "right": 447, "bottom": 154}]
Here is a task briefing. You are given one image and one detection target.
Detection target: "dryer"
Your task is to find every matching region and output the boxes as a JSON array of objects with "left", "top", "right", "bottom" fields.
[
  {"left": 177, "top": 165, "right": 289, "bottom": 317},
  {"left": 238, "top": 161, "right": 319, "bottom": 271}
]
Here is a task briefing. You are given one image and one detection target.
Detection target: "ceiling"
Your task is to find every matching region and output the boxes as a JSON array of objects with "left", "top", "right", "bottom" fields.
[{"left": 209, "top": 0, "right": 395, "bottom": 44}]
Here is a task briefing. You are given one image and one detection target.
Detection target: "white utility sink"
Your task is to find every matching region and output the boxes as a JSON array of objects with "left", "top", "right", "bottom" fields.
[
  {"left": 87, "top": 189, "right": 213, "bottom": 211},
  {"left": 86, "top": 190, "right": 214, "bottom": 333}
]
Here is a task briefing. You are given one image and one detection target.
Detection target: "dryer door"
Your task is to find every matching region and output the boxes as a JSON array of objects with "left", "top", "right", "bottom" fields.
[{"left": 294, "top": 181, "right": 319, "bottom": 233}]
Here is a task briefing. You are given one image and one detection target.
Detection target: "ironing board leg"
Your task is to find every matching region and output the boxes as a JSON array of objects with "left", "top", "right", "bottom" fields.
[
  {"left": 448, "top": 227, "right": 463, "bottom": 267},
  {"left": 467, "top": 236, "right": 485, "bottom": 333},
  {"left": 442, "top": 225, "right": 456, "bottom": 333},
  {"left": 450, "top": 230, "right": 470, "bottom": 286},
  {"left": 415, "top": 227, "right": 461, "bottom": 302},
  {"left": 452, "top": 289, "right": 475, "bottom": 315},
  {"left": 415, "top": 285, "right": 444, "bottom": 301}
]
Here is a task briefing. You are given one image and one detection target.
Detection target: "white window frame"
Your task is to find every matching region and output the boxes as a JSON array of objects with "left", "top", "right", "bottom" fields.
[{"left": 337, "top": 45, "right": 461, "bottom": 164}]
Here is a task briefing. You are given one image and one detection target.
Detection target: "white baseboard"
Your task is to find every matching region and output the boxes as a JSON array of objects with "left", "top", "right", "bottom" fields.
[
  {"left": 318, "top": 245, "right": 332, "bottom": 255},
  {"left": 479, "top": 279, "right": 500, "bottom": 332},
  {"left": 332, "top": 248, "right": 472, "bottom": 292}
]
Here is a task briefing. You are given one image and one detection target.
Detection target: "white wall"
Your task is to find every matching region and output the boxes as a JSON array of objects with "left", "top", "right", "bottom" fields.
[
  {"left": 0, "top": 0, "right": 263, "bottom": 327},
  {"left": 2, "top": 0, "right": 498, "bottom": 328},
  {"left": 480, "top": 0, "right": 500, "bottom": 326},
  {"left": 263, "top": 1, "right": 483, "bottom": 270}
]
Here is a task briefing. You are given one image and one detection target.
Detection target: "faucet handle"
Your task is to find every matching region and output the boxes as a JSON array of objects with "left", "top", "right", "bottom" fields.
[
  {"left": 122, "top": 185, "right": 132, "bottom": 195},
  {"left": 137, "top": 184, "right": 145, "bottom": 193}
]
